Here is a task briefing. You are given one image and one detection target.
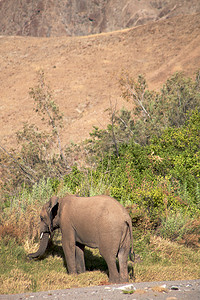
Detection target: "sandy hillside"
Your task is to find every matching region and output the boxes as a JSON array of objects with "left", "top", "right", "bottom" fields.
[{"left": 0, "top": 13, "right": 200, "bottom": 150}]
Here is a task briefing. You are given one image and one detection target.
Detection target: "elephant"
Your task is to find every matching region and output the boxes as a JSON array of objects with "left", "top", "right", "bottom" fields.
[{"left": 28, "top": 194, "right": 134, "bottom": 283}]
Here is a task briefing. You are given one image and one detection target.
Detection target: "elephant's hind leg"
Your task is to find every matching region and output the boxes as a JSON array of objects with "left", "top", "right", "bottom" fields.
[
  {"left": 75, "top": 243, "right": 85, "bottom": 273},
  {"left": 118, "top": 246, "right": 129, "bottom": 282},
  {"left": 118, "top": 225, "right": 130, "bottom": 282},
  {"left": 99, "top": 248, "right": 120, "bottom": 283},
  {"left": 105, "top": 256, "right": 120, "bottom": 283}
]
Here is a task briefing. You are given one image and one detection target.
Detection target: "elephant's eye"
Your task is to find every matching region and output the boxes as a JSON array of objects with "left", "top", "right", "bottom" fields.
[{"left": 40, "top": 216, "right": 44, "bottom": 221}]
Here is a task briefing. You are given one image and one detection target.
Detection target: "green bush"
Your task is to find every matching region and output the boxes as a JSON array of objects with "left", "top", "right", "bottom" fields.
[
  {"left": 158, "top": 211, "right": 190, "bottom": 241},
  {"left": 150, "top": 110, "right": 200, "bottom": 205},
  {"left": 120, "top": 71, "right": 200, "bottom": 145}
]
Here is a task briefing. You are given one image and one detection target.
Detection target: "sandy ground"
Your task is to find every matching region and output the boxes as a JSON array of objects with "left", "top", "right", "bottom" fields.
[{"left": 1, "top": 279, "right": 200, "bottom": 300}]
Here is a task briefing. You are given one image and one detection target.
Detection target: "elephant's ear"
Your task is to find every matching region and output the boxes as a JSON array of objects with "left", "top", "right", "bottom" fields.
[
  {"left": 50, "top": 196, "right": 59, "bottom": 209},
  {"left": 49, "top": 196, "right": 59, "bottom": 231}
]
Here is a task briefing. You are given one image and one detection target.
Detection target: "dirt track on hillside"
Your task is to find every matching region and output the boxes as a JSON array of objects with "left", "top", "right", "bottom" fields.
[
  {"left": 1, "top": 279, "right": 200, "bottom": 300},
  {"left": 1, "top": 13, "right": 200, "bottom": 150}
]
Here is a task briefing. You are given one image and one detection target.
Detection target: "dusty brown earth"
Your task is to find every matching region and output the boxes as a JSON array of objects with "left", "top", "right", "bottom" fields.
[
  {"left": 1, "top": 13, "right": 200, "bottom": 150},
  {"left": 1, "top": 279, "right": 200, "bottom": 299}
]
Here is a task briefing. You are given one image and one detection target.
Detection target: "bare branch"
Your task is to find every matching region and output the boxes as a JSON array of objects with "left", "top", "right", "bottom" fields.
[
  {"left": 109, "top": 100, "right": 119, "bottom": 157},
  {"left": 126, "top": 84, "right": 151, "bottom": 119},
  {"left": 0, "top": 143, "right": 37, "bottom": 183}
]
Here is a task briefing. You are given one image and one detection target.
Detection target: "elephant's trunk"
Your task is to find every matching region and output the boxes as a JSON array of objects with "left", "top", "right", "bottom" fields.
[{"left": 28, "top": 232, "right": 50, "bottom": 259}]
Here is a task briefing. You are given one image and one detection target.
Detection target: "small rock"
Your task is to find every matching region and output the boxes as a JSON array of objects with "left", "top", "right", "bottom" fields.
[
  {"left": 91, "top": 291, "right": 97, "bottom": 294},
  {"left": 115, "top": 284, "right": 136, "bottom": 291},
  {"left": 170, "top": 286, "right": 179, "bottom": 290}
]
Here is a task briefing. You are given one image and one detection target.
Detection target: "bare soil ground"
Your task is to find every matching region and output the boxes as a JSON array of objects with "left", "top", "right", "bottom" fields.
[
  {"left": 1, "top": 13, "right": 200, "bottom": 150},
  {"left": 1, "top": 279, "right": 200, "bottom": 300}
]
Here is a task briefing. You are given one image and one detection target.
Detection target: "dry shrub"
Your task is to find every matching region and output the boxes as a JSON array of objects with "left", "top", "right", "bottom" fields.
[
  {"left": 150, "top": 236, "right": 196, "bottom": 261},
  {"left": 24, "top": 205, "right": 41, "bottom": 241},
  {"left": 0, "top": 223, "right": 25, "bottom": 244},
  {"left": 126, "top": 204, "right": 161, "bottom": 231},
  {"left": 180, "top": 219, "right": 200, "bottom": 248},
  {"left": 0, "top": 204, "right": 41, "bottom": 245},
  {"left": 0, "top": 211, "right": 27, "bottom": 244}
]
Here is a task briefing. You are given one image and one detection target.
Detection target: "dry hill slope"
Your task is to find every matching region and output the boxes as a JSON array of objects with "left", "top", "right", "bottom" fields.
[
  {"left": 0, "top": 13, "right": 200, "bottom": 149},
  {"left": 0, "top": 0, "right": 200, "bottom": 37}
]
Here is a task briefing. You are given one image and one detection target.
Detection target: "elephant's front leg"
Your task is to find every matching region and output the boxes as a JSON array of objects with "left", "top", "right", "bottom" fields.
[
  {"left": 75, "top": 242, "right": 85, "bottom": 273},
  {"left": 62, "top": 232, "right": 76, "bottom": 274}
]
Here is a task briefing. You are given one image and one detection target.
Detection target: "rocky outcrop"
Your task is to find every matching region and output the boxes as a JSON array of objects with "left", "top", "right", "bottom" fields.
[{"left": 0, "top": 0, "right": 200, "bottom": 37}]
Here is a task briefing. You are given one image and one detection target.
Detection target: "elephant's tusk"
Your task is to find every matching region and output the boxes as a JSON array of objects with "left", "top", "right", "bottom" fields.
[{"left": 40, "top": 232, "right": 44, "bottom": 239}]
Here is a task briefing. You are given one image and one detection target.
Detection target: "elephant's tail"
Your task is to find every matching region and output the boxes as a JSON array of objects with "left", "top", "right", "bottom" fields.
[
  {"left": 126, "top": 218, "right": 135, "bottom": 279},
  {"left": 127, "top": 219, "right": 135, "bottom": 263},
  {"left": 129, "top": 246, "right": 135, "bottom": 262}
]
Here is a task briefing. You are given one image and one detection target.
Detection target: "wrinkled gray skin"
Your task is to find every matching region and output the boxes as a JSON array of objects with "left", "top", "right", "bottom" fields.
[{"left": 28, "top": 195, "right": 134, "bottom": 283}]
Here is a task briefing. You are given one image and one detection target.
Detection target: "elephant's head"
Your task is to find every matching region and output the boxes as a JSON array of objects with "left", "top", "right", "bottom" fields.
[{"left": 28, "top": 196, "right": 59, "bottom": 259}]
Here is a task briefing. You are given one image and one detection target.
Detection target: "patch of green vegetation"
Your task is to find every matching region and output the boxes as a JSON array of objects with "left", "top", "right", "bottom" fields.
[{"left": 122, "top": 289, "right": 135, "bottom": 294}]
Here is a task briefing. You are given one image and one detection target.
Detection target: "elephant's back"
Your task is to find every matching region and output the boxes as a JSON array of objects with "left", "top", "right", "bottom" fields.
[
  {"left": 78, "top": 195, "right": 126, "bottom": 211},
  {"left": 85, "top": 195, "right": 130, "bottom": 223},
  {"left": 61, "top": 194, "right": 130, "bottom": 221}
]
